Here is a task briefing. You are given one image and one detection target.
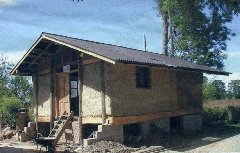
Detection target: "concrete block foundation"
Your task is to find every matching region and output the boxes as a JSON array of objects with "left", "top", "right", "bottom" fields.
[
  {"left": 182, "top": 113, "right": 202, "bottom": 132},
  {"left": 139, "top": 118, "right": 170, "bottom": 138},
  {"left": 84, "top": 125, "right": 124, "bottom": 146}
]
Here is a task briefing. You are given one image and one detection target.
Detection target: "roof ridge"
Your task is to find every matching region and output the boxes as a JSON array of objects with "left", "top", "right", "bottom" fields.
[{"left": 42, "top": 32, "right": 165, "bottom": 56}]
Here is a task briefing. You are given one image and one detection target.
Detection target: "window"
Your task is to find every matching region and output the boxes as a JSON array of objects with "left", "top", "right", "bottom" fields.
[
  {"left": 136, "top": 66, "right": 151, "bottom": 88},
  {"left": 70, "top": 81, "right": 78, "bottom": 98}
]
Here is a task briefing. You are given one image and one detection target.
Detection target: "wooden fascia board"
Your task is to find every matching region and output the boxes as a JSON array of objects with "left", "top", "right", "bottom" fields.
[
  {"left": 42, "top": 35, "right": 116, "bottom": 64},
  {"left": 11, "top": 35, "right": 44, "bottom": 75}
]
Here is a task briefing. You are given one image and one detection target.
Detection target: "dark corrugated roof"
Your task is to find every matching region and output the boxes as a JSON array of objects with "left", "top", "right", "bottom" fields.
[{"left": 42, "top": 32, "right": 229, "bottom": 75}]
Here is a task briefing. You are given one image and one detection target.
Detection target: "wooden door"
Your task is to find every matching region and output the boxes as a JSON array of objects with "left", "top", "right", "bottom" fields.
[{"left": 57, "top": 74, "right": 70, "bottom": 116}]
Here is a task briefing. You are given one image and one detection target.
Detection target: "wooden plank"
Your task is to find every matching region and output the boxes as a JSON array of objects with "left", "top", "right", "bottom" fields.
[
  {"left": 83, "top": 58, "right": 100, "bottom": 65},
  {"left": 74, "top": 109, "right": 202, "bottom": 125},
  {"left": 37, "top": 110, "right": 201, "bottom": 125},
  {"left": 82, "top": 117, "right": 102, "bottom": 124},
  {"left": 38, "top": 116, "right": 50, "bottom": 122},
  {"left": 108, "top": 109, "right": 202, "bottom": 125}
]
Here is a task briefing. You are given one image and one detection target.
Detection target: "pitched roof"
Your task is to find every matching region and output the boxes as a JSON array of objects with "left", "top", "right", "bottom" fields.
[{"left": 12, "top": 32, "right": 230, "bottom": 75}]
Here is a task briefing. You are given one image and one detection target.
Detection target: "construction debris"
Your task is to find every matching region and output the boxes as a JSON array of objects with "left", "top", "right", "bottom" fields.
[
  {"left": 75, "top": 140, "right": 141, "bottom": 153},
  {"left": 0, "top": 127, "right": 16, "bottom": 140}
]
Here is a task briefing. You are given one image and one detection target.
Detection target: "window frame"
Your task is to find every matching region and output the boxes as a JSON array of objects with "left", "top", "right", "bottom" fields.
[{"left": 136, "top": 66, "right": 151, "bottom": 89}]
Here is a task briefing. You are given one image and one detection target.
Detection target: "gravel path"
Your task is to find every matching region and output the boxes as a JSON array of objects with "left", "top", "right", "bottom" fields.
[
  {"left": 189, "top": 134, "right": 240, "bottom": 152},
  {"left": 165, "top": 134, "right": 240, "bottom": 153}
]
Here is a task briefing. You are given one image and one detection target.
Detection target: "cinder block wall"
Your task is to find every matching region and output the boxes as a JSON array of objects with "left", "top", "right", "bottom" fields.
[
  {"left": 139, "top": 118, "right": 170, "bottom": 138},
  {"left": 182, "top": 113, "right": 202, "bottom": 132},
  {"left": 86, "top": 125, "right": 124, "bottom": 145}
]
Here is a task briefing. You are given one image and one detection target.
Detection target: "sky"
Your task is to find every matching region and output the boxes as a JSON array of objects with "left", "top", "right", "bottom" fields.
[{"left": 0, "top": 0, "right": 240, "bottom": 84}]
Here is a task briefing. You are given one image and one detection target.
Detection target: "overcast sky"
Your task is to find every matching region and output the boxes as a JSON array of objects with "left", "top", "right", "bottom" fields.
[{"left": 0, "top": 0, "right": 239, "bottom": 83}]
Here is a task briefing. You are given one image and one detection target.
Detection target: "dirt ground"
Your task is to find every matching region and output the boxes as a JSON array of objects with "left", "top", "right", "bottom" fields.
[{"left": 1, "top": 122, "right": 240, "bottom": 153}]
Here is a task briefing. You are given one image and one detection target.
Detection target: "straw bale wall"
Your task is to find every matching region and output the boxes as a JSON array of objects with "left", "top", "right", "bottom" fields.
[
  {"left": 105, "top": 63, "right": 203, "bottom": 117},
  {"left": 105, "top": 64, "right": 179, "bottom": 116}
]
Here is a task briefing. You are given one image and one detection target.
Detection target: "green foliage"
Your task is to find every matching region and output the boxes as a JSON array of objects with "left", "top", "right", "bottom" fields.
[
  {"left": 156, "top": 0, "right": 240, "bottom": 69},
  {"left": 0, "top": 97, "right": 22, "bottom": 127},
  {"left": 203, "top": 108, "right": 227, "bottom": 126},
  {"left": 9, "top": 76, "right": 33, "bottom": 107},
  {"left": 211, "top": 80, "right": 226, "bottom": 99},
  {"left": 0, "top": 55, "right": 33, "bottom": 128},
  {"left": 228, "top": 80, "right": 240, "bottom": 99},
  {"left": 203, "top": 81, "right": 217, "bottom": 100},
  {"left": 203, "top": 77, "right": 226, "bottom": 100}
]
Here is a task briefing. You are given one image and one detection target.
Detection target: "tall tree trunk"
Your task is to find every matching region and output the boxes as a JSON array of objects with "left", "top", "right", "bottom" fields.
[
  {"left": 168, "top": 10, "right": 174, "bottom": 57},
  {"left": 170, "top": 25, "right": 174, "bottom": 57},
  {"left": 162, "top": 13, "right": 168, "bottom": 56},
  {"left": 0, "top": 112, "right": 2, "bottom": 131}
]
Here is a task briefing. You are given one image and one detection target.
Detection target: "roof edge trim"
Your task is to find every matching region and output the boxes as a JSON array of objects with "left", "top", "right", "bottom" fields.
[{"left": 42, "top": 35, "right": 116, "bottom": 64}]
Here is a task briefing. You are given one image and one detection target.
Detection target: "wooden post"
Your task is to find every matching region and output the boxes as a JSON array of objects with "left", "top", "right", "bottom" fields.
[
  {"left": 49, "top": 58, "right": 54, "bottom": 131},
  {"left": 100, "top": 61, "right": 106, "bottom": 125},
  {"left": 35, "top": 75, "right": 39, "bottom": 136},
  {"left": 78, "top": 53, "right": 83, "bottom": 145}
]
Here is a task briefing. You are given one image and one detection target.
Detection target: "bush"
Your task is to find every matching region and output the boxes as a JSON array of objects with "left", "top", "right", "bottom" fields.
[
  {"left": 203, "top": 107, "right": 240, "bottom": 127},
  {"left": 203, "top": 108, "right": 227, "bottom": 126},
  {"left": 0, "top": 96, "right": 22, "bottom": 128}
]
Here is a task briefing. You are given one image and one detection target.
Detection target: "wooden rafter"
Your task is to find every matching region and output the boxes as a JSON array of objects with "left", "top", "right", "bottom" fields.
[{"left": 28, "top": 42, "right": 53, "bottom": 69}]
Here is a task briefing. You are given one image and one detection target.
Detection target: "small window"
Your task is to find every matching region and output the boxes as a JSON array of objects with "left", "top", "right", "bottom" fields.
[
  {"left": 70, "top": 81, "right": 78, "bottom": 98},
  {"left": 136, "top": 66, "right": 151, "bottom": 88}
]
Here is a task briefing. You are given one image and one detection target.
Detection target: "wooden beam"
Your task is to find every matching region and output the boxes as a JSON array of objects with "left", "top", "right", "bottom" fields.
[
  {"left": 42, "top": 35, "right": 116, "bottom": 64},
  {"left": 35, "top": 75, "right": 39, "bottom": 136},
  {"left": 38, "top": 69, "right": 50, "bottom": 75},
  {"left": 28, "top": 42, "right": 53, "bottom": 69},
  {"left": 83, "top": 58, "right": 100, "bottom": 65},
  {"left": 28, "top": 54, "right": 39, "bottom": 58},
  {"left": 37, "top": 116, "right": 50, "bottom": 122},
  {"left": 108, "top": 109, "right": 202, "bottom": 125},
  {"left": 78, "top": 54, "right": 84, "bottom": 145},
  {"left": 32, "top": 48, "right": 43, "bottom": 53},
  {"left": 82, "top": 117, "right": 102, "bottom": 124},
  {"left": 100, "top": 61, "right": 106, "bottom": 124},
  {"left": 22, "top": 61, "right": 39, "bottom": 64},
  {"left": 70, "top": 109, "right": 202, "bottom": 125},
  {"left": 49, "top": 57, "right": 54, "bottom": 131}
]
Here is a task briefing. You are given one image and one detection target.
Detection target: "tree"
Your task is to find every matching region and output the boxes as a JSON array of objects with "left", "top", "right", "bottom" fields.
[
  {"left": 228, "top": 80, "right": 240, "bottom": 99},
  {"left": 203, "top": 76, "right": 216, "bottom": 100},
  {"left": 0, "top": 55, "right": 33, "bottom": 128},
  {"left": 203, "top": 77, "right": 226, "bottom": 100},
  {"left": 0, "top": 97, "right": 22, "bottom": 127},
  {"left": 9, "top": 76, "right": 33, "bottom": 107},
  {"left": 156, "top": 0, "right": 240, "bottom": 69},
  {"left": 211, "top": 80, "right": 226, "bottom": 99}
]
